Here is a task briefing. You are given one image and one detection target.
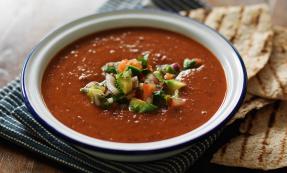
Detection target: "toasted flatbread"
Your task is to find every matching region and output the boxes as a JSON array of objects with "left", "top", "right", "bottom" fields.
[
  {"left": 182, "top": 4, "right": 273, "bottom": 79},
  {"left": 248, "top": 26, "right": 287, "bottom": 100},
  {"left": 227, "top": 94, "right": 273, "bottom": 125},
  {"left": 180, "top": 9, "right": 207, "bottom": 22},
  {"left": 212, "top": 101, "right": 287, "bottom": 170}
]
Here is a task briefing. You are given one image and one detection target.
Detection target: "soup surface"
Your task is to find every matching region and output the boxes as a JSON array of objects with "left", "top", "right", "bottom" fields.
[{"left": 42, "top": 27, "right": 226, "bottom": 143}]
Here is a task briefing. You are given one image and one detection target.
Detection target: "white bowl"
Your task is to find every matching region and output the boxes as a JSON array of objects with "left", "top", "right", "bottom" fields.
[{"left": 21, "top": 10, "right": 247, "bottom": 162}]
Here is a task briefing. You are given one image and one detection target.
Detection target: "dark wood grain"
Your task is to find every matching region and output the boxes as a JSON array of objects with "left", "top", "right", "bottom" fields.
[{"left": 0, "top": 0, "right": 286, "bottom": 172}]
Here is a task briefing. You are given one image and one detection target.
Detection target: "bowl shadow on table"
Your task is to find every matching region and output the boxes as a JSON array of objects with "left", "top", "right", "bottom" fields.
[{"left": 190, "top": 113, "right": 287, "bottom": 173}]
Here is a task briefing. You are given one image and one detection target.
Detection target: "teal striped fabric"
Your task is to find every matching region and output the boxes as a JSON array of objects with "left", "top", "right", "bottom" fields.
[{"left": 0, "top": 1, "right": 223, "bottom": 172}]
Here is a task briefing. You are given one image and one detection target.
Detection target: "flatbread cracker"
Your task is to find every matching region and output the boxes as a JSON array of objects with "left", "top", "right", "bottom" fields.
[
  {"left": 248, "top": 26, "right": 287, "bottom": 100},
  {"left": 227, "top": 94, "right": 273, "bottom": 125},
  {"left": 182, "top": 4, "right": 273, "bottom": 79},
  {"left": 179, "top": 9, "right": 207, "bottom": 22},
  {"left": 212, "top": 101, "right": 287, "bottom": 170}
]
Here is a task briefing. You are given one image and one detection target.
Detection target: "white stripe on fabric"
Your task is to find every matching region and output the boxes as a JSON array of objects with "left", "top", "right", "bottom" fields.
[{"left": 1, "top": 116, "right": 28, "bottom": 132}]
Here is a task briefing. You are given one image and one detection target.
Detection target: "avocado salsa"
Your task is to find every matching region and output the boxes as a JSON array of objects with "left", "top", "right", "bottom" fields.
[{"left": 80, "top": 54, "right": 202, "bottom": 113}]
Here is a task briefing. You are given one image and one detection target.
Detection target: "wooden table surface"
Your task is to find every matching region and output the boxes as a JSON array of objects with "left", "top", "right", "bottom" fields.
[{"left": 0, "top": 0, "right": 286, "bottom": 172}]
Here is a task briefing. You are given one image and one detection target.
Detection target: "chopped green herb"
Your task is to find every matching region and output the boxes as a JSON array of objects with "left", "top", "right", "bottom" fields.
[
  {"left": 127, "top": 66, "right": 142, "bottom": 76},
  {"left": 153, "top": 90, "right": 169, "bottom": 107},
  {"left": 141, "top": 69, "right": 151, "bottom": 75},
  {"left": 103, "top": 65, "right": 117, "bottom": 74},
  {"left": 137, "top": 54, "right": 149, "bottom": 68}
]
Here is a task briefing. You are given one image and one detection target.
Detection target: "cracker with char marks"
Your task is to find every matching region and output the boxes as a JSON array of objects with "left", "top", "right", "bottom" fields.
[
  {"left": 181, "top": 4, "right": 273, "bottom": 79},
  {"left": 212, "top": 101, "right": 287, "bottom": 170},
  {"left": 248, "top": 26, "right": 287, "bottom": 100},
  {"left": 228, "top": 94, "right": 273, "bottom": 125}
]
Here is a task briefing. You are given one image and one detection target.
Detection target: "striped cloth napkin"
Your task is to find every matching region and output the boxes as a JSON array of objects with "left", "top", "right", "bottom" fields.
[{"left": 0, "top": 0, "right": 221, "bottom": 172}]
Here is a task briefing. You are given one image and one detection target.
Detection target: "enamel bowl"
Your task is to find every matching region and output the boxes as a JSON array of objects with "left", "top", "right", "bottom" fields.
[{"left": 21, "top": 10, "right": 247, "bottom": 162}]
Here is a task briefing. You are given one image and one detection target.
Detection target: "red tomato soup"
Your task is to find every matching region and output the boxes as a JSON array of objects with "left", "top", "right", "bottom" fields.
[{"left": 42, "top": 27, "right": 226, "bottom": 143}]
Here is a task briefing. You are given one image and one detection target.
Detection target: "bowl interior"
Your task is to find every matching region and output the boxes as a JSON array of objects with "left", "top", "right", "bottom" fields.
[{"left": 22, "top": 10, "right": 246, "bottom": 151}]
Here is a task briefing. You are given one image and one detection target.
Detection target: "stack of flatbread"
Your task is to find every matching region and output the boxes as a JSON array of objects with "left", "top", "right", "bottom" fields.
[{"left": 181, "top": 4, "right": 287, "bottom": 170}]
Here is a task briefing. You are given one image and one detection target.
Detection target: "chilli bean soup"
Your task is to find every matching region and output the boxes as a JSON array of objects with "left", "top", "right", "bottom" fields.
[{"left": 42, "top": 27, "right": 226, "bottom": 143}]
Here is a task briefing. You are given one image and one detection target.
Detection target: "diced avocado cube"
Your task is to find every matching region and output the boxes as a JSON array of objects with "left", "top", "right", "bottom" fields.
[
  {"left": 165, "top": 79, "right": 186, "bottom": 94},
  {"left": 153, "top": 71, "right": 164, "bottom": 82},
  {"left": 164, "top": 65, "right": 176, "bottom": 74},
  {"left": 80, "top": 82, "right": 105, "bottom": 92},
  {"left": 80, "top": 82, "right": 106, "bottom": 103},
  {"left": 116, "top": 70, "right": 133, "bottom": 94},
  {"left": 79, "top": 87, "right": 104, "bottom": 104},
  {"left": 129, "top": 98, "right": 158, "bottom": 113},
  {"left": 156, "top": 65, "right": 176, "bottom": 74},
  {"left": 183, "top": 58, "right": 197, "bottom": 70}
]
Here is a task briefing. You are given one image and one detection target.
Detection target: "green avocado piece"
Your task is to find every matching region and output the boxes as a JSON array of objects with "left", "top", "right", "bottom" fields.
[
  {"left": 164, "top": 65, "right": 176, "bottom": 74},
  {"left": 153, "top": 71, "right": 164, "bottom": 82},
  {"left": 80, "top": 82, "right": 106, "bottom": 104},
  {"left": 156, "top": 64, "right": 176, "bottom": 74},
  {"left": 165, "top": 79, "right": 186, "bottom": 94},
  {"left": 116, "top": 70, "right": 133, "bottom": 94},
  {"left": 129, "top": 98, "right": 158, "bottom": 113},
  {"left": 80, "top": 87, "right": 104, "bottom": 103},
  {"left": 183, "top": 58, "right": 197, "bottom": 70}
]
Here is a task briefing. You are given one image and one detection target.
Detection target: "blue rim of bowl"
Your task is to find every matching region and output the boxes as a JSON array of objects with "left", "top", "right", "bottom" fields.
[{"left": 21, "top": 9, "right": 247, "bottom": 156}]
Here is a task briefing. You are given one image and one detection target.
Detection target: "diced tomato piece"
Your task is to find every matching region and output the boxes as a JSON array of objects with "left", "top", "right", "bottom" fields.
[
  {"left": 128, "top": 59, "right": 142, "bottom": 69},
  {"left": 147, "top": 65, "right": 153, "bottom": 71},
  {"left": 118, "top": 59, "right": 129, "bottom": 72},
  {"left": 194, "top": 58, "right": 203, "bottom": 65},
  {"left": 170, "top": 97, "right": 186, "bottom": 107},
  {"left": 142, "top": 83, "right": 156, "bottom": 100},
  {"left": 164, "top": 73, "right": 174, "bottom": 80},
  {"left": 118, "top": 59, "right": 143, "bottom": 72}
]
